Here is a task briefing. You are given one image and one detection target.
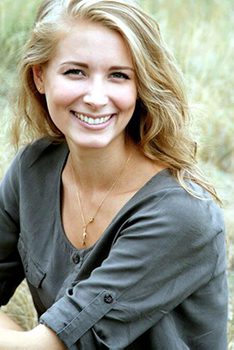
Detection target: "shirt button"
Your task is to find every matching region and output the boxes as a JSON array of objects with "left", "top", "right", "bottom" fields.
[
  {"left": 72, "top": 253, "right": 80, "bottom": 264},
  {"left": 103, "top": 293, "right": 114, "bottom": 304}
]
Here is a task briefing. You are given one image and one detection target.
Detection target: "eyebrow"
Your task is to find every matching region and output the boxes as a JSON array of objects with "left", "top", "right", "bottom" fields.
[
  {"left": 60, "top": 61, "right": 134, "bottom": 71},
  {"left": 110, "top": 65, "right": 134, "bottom": 72}
]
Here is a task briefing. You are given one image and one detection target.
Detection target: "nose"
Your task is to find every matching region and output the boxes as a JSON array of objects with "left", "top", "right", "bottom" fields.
[{"left": 83, "top": 77, "right": 108, "bottom": 108}]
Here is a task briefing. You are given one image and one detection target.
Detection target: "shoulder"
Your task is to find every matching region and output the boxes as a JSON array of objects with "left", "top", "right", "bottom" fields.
[
  {"left": 1, "top": 138, "right": 68, "bottom": 190},
  {"left": 129, "top": 170, "right": 224, "bottom": 241},
  {"left": 18, "top": 137, "right": 68, "bottom": 168}
]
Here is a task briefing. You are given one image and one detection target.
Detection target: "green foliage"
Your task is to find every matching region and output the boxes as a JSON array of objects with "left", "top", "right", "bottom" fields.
[
  {"left": 140, "top": 0, "right": 234, "bottom": 174},
  {"left": 0, "top": 0, "right": 233, "bottom": 346},
  {"left": 0, "top": 0, "right": 42, "bottom": 107}
]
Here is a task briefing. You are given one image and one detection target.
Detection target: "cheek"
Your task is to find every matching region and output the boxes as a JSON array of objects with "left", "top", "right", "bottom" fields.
[
  {"left": 114, "top": 86, "right": 137, "bottom": 113},
  {"left": 44, "top": 78, "right": 82, "bottom": 107}
]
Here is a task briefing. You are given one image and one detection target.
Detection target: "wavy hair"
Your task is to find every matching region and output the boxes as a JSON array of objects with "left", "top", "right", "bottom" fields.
[{"left": 11, "top": 0, "right": 220, "bottom": 202}]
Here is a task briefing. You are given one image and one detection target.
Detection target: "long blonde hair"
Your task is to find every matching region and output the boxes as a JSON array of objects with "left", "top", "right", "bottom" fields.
[{"left": 11, "top": 0, "right": 220, "bottom": 202}]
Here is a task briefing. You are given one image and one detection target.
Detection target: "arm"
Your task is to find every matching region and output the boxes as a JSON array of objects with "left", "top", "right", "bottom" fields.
[
  {"left": 0, "top": 324, "right": 65, "bottom": 350},
  {"left": 0, "top": 311, "right": 23, "bottom": 331},
  {"left": 0, "top": 153, "right": 25, "bottom": 305},
  {"left": 0, "top": 149, "right": 66, "bottom": 349},
  {"left": 39, "top": 188, "right": 226, "bottom": 348},
  {"left": 0, "top": 310, "right": 64, "bottom": 350}
]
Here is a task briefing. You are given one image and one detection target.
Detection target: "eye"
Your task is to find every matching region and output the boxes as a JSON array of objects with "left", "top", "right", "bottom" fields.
[
  {"left": 63, "top": 69, "right": 85, "bottom": 76},
  {"left": 110, "top": 72, "right": 130, "bottom": 80}
]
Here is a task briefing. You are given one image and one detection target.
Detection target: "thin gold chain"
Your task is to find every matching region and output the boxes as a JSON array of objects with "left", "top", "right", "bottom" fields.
[{"left": 70, "top": 152, "right": 132, "bottom": 246}]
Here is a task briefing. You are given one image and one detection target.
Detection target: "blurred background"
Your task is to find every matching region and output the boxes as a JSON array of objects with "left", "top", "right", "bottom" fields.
[{"left": 0, "top": 0, "right": 233, "bottom": 347}]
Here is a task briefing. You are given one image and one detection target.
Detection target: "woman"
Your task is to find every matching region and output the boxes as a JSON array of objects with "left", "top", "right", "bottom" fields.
[{"left": 0, "top": 0, "right": 228, "bottom": 349}]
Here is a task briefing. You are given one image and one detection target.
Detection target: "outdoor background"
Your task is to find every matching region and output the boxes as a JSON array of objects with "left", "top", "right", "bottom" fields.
[{"left": 0, "top": 0, "right": 233, "bottom": 348}]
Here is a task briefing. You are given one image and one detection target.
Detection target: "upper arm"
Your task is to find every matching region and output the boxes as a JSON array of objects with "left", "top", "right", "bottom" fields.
[{"left": 0, "top": 151, "right": 24, "bottom": 305}]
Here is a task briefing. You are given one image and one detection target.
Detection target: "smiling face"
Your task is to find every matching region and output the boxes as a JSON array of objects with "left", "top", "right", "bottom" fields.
[{"left": 33, "top": 20, "right": 137, "bottom": 151}]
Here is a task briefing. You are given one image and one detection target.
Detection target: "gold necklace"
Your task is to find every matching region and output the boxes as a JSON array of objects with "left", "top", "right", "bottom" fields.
[{"left": 70, "top": 153, "right": 132, "bottom": 247}]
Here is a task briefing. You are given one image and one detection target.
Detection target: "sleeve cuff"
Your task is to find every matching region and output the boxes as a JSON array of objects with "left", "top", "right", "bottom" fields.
[{"left": 39, "top": 289, "right": 116, "bottom": 348}]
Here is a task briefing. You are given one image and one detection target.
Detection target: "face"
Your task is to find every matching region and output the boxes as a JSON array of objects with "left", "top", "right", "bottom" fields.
[{"left": 33, "top": 20, "right": 137, "bottom": 151}]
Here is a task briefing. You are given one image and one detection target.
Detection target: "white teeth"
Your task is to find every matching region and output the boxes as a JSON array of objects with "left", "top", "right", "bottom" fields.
[{"left": 73, "top": 112, "right": 112, "bottom": 125}]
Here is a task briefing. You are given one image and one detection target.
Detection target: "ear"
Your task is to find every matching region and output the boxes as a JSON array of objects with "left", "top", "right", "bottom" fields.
[{"left": 32, "top": 65, "right": 45, "bottom": 94}]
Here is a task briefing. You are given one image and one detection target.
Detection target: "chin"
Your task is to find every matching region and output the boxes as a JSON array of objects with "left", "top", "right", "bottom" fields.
[{"left": 77, "top": 140, "right": 111, "bottom": 150}]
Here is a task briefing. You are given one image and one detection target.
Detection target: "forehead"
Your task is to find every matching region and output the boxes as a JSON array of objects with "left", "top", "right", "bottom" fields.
[{"left": 50, "top": 19, "right": 133, "bottom": 66}]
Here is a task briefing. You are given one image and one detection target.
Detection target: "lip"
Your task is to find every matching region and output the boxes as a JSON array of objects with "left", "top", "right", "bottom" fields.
[
  {"left": 72, "top": 111, "right": 114, "bottom": 119},
  {"left": 71, "top": 111, "right": 115, "bottom": 129}
]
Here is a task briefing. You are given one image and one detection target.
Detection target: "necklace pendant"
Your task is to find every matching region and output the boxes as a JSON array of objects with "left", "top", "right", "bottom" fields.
[
  {"left": 89, "top": 217, "right": 94, "bottom": 223},
  {"left": 82, "top": 227, "right": 87, "bottom": 246}
]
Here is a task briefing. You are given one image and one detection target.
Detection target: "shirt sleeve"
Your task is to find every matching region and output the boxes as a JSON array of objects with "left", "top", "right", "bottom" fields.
[
  {"left": 0, "top": 150, "right": 24, "bottom": 305},
  {"left": 40, "top": 187, "right": 226, "bottom": 349}
]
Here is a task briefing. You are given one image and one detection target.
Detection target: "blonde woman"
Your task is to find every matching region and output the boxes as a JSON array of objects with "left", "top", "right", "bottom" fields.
[{"left": 0, "top": 0, "right": 227, "bottom": 349}]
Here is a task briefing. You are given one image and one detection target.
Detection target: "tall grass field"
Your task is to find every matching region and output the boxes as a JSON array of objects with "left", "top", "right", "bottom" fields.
[{"left": 0, "top": 0, "right": 234, "bottom": 347}]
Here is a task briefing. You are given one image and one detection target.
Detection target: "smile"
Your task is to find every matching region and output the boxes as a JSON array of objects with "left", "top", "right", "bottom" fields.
[{"left": 73, "top": 112, "right": 113, "bottom": 125}]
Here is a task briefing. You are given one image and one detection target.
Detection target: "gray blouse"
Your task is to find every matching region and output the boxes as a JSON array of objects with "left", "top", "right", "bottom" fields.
[{"left": 0, "top": 138, "right": 228, "bottom": 349}]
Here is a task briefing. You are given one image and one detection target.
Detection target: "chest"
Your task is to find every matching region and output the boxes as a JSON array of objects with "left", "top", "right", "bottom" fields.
[{"left": 61, "top": 185, "right": 137, "bottom": 249}]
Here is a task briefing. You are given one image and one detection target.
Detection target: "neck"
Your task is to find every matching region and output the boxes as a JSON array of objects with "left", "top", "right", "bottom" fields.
[{"left": 67, "top": 138, "right": 133, "bottom": 192}]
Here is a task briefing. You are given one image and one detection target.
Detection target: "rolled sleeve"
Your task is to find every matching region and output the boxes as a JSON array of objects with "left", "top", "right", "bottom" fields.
[{"left": 41, "top": 290, "right": 116, "bottom": 348}]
